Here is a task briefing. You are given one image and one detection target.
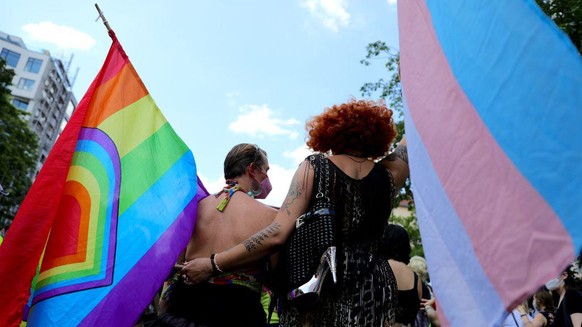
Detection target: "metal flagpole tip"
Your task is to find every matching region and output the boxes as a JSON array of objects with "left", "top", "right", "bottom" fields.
[{"left": 94, "top": 3, "right": 113, "bottom": 33}]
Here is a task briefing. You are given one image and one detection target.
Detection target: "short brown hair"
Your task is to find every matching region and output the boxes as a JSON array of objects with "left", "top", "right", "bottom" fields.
[
  {"left": 534, "top": 289, "right": 555, "bottom": 312},
  {"left": 224, "top": 143, "right": 267, "bottom": 180},
  {"left": 306, "top": 99, "right": 396, "bottom": 159}
]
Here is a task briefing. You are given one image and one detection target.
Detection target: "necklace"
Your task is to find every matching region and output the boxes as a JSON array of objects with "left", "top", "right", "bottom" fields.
[
  {"left": 343, "top": 154, "right": 369, "bottom": 172},
  {"left": 215, "top": 179, "right": 247, "bottom": 212},
  {"left": 344, "top": 154, "right": 368, "bottom": 163}
]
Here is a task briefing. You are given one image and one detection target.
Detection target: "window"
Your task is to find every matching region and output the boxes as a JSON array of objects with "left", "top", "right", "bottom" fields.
[
  {"left": 0, "top": 48, "right": 21, "bottom": 67},
  {"left": 65, "top": 100, "right": 75, "bottom": 117},
  {"left": 12, "top": 98, "right": 29, "bottom": 110},
  {"left": 17, "top": 78, "right": 35, "bottom": 90},
  {"left": 24, "top": 58, "right": 43, "bottom": 73}
]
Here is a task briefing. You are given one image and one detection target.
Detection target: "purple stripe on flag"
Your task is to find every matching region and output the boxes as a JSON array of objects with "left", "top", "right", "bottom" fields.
[
  {"left": 80, "top": 194, "right": 200, "bottom": 326},
  {"left": 32, "top": 128, "right": 122, "bottom": 304}
]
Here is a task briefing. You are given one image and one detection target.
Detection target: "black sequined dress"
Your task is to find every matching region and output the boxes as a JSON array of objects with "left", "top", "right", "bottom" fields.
[{"left": 280, "top": 154, "right": 398, "bottom": 327}]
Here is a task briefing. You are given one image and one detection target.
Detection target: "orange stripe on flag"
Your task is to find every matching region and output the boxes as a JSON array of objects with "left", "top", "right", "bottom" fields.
[
  {"left": 83, "top": 63, "right": 148, "bottom": 128},
  {"left": 41, "top": 182, "right": 91, "bottom": 271}
]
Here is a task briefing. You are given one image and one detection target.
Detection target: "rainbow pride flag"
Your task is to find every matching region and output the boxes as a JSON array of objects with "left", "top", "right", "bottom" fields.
[
  {"left": 0, "top": 31, "right": 208, "bottom": 326},
  {"left": 398, "top": 1, "right": 582, "bottom": 326}
]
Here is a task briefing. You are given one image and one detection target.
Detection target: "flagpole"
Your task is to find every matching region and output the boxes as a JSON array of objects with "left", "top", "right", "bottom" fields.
[{"left": 94, "top": 4, "right": 113, "bottom": 33}]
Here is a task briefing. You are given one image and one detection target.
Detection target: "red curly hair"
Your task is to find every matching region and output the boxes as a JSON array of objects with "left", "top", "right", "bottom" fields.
[{"left": 306, "top": 99, "right": 397, "bottom": 159}]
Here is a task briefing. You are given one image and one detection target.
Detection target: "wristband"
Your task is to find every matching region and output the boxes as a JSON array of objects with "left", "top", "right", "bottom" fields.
[{"left": 210, "top": 253, "right": 223, "bottom": 275}]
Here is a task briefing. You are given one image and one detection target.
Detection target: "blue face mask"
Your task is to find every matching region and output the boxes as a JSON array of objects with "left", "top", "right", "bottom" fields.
[{"left": 545, "top": 277, "right": 563, "bottom": 291}]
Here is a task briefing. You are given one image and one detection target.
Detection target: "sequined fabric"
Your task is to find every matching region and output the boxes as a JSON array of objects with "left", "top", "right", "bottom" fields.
[{"left": 280, "top": 154, "right": 398, "bottom": 327}]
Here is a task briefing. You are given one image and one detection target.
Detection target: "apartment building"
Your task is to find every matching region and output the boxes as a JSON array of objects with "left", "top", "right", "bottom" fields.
[{"left": 1, "top": 31, "right": 77, "bottom": 174}]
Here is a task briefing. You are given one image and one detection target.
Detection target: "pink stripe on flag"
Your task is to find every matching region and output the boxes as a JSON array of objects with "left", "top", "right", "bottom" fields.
[{"left": 399, "top": 0, "right": 574, "bottom": 307}]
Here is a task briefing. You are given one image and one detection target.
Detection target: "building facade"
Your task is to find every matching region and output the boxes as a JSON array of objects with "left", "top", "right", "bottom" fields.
[{"left": 1, "top": 31, "right": 77, "bottom": 175}]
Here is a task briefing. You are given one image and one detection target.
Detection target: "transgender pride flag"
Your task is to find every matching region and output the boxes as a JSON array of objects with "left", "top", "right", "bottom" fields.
[
  {"left": 0, "top": 30, "right": 208, "bottom": 326},
  {"left": 398, "top": 1, "right": 582, "bottom": 326}
]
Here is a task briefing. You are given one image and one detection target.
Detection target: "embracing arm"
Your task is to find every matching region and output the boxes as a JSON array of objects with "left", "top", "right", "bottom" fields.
[
  {"left": 379, "top": 135, "right": 409, "bottom": 190},
  {"left": 571, "top": 313, "right": 582, "bottom": 327},
  {"left": 182, "top": 160, "right": 314, "bottom": 283}
]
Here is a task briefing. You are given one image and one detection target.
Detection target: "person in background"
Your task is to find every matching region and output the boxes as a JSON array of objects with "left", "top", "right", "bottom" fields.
[
  {"left": 182, "top": 98, "right": 410, "bottom": 326},
  {"left": 383, "top": 224, "right": 423, "bottom": 327},
  {"left": 502, "top": 304, "right": 527, "bottom": 327},
  {"left": 152, "top": 143, "right": 277, "bottom": 327},
  {"left": 408, "top": 256, "right": 432, "bottom": 327},
  {"left": 421, "top": 297, "right": 441, "bottom": 327},
  {"left": 548, "top": 263, "right": 582, "bottom": 327},
  {"left": 517, "top": 288, "right": 555, "bottom": 327}
]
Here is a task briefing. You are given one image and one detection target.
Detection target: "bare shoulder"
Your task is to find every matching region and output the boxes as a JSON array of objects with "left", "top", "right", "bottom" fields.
[
  {"left": 228, "top": 192, "right": 278, "bottom": 221},
  {"left": 195, "top": 195, "right": 220, "bottom": 224},
  {"left": 388, "top": 259, "right": 409, "bottom": 272},
  {"left": 388, "top": 259, "right": 417, "bottom": 289}
]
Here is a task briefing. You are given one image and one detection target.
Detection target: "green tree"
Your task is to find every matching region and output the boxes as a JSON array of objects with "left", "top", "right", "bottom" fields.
[
  {"left": 0, "top": 59, "right": 39, "bottom": 226},
  {"left": 360, "top": 41, "right": 402, "bottom": 116},
  {"left": 536, "top": 0, "right": 582, "bottom": 53}
]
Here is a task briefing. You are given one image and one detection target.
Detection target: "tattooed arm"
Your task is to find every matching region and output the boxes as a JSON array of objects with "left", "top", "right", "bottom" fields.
[
  {"left": 379, "top": 135, "right": 410, "bottom": 190},
  {"left": 182, "top": 160, "right": 314, "bottom": 283}
]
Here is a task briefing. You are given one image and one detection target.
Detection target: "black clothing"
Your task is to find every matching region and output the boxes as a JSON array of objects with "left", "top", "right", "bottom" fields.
[
  {"left": 554, "top": 289, "right": 582, "bottom": 327},
  {"left": 281, "top": 154, "right": 398, "bottom": 326},
  {"left": 151, "top": 281, "right": 266, "bottom": 327},
  {"left": 396, "top": 272, "right": 421, "bottom": 325}
]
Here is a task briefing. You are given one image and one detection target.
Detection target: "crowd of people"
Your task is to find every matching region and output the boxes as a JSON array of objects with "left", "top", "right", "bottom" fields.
[
  {"left": 137, "top": 98, "right": 582, "bottom": 327},
  {"left": 4, "top": 97, "right": 576, "bottom": 326}
]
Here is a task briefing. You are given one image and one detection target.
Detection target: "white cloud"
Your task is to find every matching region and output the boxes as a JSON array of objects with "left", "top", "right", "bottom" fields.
[
  {"left": 228, "top": 104, "right": 301, "bottom": 139},
  {"left": 300, "top": 0, "right": 350, "bottom": 32},
  {"left": 284, "top": 145, "right": 314, "bottom": 166},
  {"left": 387, "top": 0, "right": 397, "bottom": 5},
  {"left": 198, "top": 174, "right": 225, "bottom": 195},
  {"left": 257, "top": 163, "right": 296, "bottom": 207},
  {"left": 21, "top": 21, "right": 96, "bottom": 51}
]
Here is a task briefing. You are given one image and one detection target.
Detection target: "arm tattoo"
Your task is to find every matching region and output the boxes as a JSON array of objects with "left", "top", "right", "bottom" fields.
[
  {"left": 243, "top": 223, "right": 281, "bottom": 253},
  {"left": 280, "top": 162, "right": 309, "bottom": 215},
  {"left": 385, "top": 145, "right": 408, "bottom": 164}
]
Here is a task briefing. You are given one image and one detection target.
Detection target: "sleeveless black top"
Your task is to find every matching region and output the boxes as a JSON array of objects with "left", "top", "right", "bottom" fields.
[
  {"left": 281, "top": 154, "right": 399, "bottom": 326},
  {"left": 396, "top": 272, "right": 421, "bottom": 325}
]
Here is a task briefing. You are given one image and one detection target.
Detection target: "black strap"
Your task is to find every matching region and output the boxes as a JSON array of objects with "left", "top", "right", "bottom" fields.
[{"left": 510, "top": 311, "right": 519, "bottom": 327}]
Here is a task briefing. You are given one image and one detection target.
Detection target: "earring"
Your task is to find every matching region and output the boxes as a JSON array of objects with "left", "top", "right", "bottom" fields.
[{"left": 248, "top": 179, "right": 262, "bottom": 198}]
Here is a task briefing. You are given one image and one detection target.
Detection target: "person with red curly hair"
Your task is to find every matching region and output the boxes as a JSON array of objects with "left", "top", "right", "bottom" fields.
[{"left": 183, "top": 99, "right": 410, "bottom": 326}]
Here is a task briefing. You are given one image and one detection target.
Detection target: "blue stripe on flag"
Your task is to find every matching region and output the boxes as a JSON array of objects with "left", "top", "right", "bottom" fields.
[
  {"left": 29, "top": 151, "right": 197, "bottom": 325},
  {"left": 425, "top": 0, "right": 582, "bottom": 248},
  {"left": 404, "top": 99, "right": 506, "bottom": 326}
]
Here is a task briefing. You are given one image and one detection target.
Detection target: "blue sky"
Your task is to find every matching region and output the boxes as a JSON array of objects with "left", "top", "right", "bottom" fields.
[{"left": 1, "top": 0, "right": 399, "bottom": 206}]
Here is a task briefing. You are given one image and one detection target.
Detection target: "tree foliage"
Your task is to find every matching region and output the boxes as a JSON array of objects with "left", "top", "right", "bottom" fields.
[
  {"left": 360, "top": 41, "right": 402, "bottom": 116},
  {"left": 0, "top": 59, "right": 39, "bottom": 226},
  {"left": 536, "top": 0, "right": 582, "bottom": 53},
  {"left": 391, "top": 212, "right": 424, "bottom": 258}
]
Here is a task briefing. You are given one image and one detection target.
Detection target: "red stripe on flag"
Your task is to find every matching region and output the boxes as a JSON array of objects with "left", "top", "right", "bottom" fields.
[{"left": 0, "top": 34, "right": 125, "bottom": 327}]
